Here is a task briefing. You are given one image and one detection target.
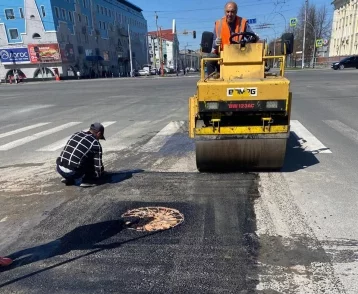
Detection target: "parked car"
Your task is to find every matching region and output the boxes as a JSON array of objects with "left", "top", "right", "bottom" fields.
[
  {"left": 138, "top": 69, "right": 149, "bottom": 76},
  {"left": 331, "top": 55, "right": 358, "bottom": 70}
]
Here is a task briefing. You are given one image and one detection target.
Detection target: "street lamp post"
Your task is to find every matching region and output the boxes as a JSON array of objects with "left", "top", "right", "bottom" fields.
[
  {"left": 128, "top": 24, "right": 133, "bottom": 77},
  {"left": 302, "top": 0, "right": 308, "bottom": 68}
]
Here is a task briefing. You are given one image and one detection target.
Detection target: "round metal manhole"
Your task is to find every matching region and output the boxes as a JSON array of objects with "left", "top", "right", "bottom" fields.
[{"left": 121, "top": 207, "right": 184, "bottom": 232}]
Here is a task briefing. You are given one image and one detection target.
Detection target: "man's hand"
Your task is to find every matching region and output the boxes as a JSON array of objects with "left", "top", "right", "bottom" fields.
[{"left": 215, "top": 38, "right": 222, "bottom": 46}]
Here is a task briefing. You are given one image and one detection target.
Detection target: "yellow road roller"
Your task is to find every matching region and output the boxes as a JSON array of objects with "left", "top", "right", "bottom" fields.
[{"left": 189, "top": 32, "right": 294, "bottom": 172}]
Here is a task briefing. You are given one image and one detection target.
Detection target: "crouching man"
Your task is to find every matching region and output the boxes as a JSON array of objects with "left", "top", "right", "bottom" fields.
[{"left": 56, "top": 122, "right": 105, "bottom": 187}]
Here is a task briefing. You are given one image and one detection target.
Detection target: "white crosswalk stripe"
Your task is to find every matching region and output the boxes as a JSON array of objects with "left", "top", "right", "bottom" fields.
[
  {"left": 37, "top": 121, "right": 116, "bottom": 152},
  {"left": 290, "top": 120, "right": 332, "bottom": 154},
  {"left": 0, "top": 123, "right": 51, "bottom": 139},
  {"left": 102, "top": 121, "right": 151, "bottom": 152},
  {"left": 0, "top": 120, "right": 336, "bottom": 156},
  {"left": 0, "top": 122, "right": 81, "bottom": 151},
  {"left": 139, "top": 121, "right": 185, "bottom": 152}
]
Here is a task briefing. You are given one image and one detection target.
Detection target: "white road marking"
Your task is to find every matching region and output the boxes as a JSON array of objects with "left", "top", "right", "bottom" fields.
[
  {"left": 103, "top": 121, "right": 151, "bottom": 152},
  {"left": 324, "top": 120, "right": 358, "bottom": 145},
  {"left": 0, "top": 216, "right": 8, "bottom": 222},
  {"left": 0, "top": 123, "right": 51, "bottom": 139},
  {"left": 15, "top": 104, "right": 54, "bottom": 113},
  {"left": 290, "top": 120, "right": 332, "bottom": 154},
  {"left": 140, "top": 121, "right": 185, "bottom": 152},
  {"left": 37, "top": 121, "right": 116, "bottom": 152},
  {"left": 0, "top": 122, "right": 81, "bottom": 151}
]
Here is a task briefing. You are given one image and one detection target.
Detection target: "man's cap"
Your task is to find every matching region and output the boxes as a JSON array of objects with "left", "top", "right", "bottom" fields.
[{"left": 90, "top": 122, "right": 106, "bottom": 140}]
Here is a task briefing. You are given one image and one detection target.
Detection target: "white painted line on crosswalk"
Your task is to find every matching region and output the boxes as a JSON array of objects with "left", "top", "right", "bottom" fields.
[
  {"left": 324, "top": 120, "right": 358, "bottom": 144},
  {"left": 103, "top": 121, "right": 151, "bottom": 152},
  {"left": 140, "top": 121, "right": 185, "bottom": 152},
  {"left": 37, "top": 121, "right": 116, "bottom": 152},
  {"left": 0, "top": 122, "right": 81, "bottom": 151},
  {"left": 290, "top": 120, "right": 332, "bottom": 154},
  {"left": 0, "top": 123, "right": 51, "bottom": 139}
]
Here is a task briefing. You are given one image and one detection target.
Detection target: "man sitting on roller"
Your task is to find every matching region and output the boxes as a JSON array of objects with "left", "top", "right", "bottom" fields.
[{"left": 206, "top": 1, "right": 259, "bottom": 76}]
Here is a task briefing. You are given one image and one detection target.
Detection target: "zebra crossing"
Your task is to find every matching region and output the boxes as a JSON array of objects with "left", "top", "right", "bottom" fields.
[{"left": 0, "top": 118, "right": 357, "bottom": 156}]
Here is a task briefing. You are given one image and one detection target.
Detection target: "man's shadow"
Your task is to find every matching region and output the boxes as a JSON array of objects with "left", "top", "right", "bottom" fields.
[
  {"left": 78, "top": 169, "right": 145, "bottom": 186},
  {"left": 1, "top": 217, "right": 152, "bottom": 272}
]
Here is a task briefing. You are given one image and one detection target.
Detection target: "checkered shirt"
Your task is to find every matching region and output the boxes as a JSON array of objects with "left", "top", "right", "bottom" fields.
[{"left": 57, "top": 131, "right": 104, "bottom": 177}]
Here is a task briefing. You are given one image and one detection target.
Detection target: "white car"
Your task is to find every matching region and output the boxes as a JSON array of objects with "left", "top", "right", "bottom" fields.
[{"left": 138, "top": 69, "right": 149, "bottom": 76}]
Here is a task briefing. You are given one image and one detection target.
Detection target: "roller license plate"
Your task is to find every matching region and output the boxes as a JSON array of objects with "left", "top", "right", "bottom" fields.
[{"left": 199, "top": 101, "right": 286, "bottom": 112}]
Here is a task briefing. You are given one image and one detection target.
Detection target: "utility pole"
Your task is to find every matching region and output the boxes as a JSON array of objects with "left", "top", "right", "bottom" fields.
[
  {"left": 159, "top": 27, "right": 164, "bottom": 76},
  {"left": 152, "top": 37, "right": 156, "bottom": 69},
  {"left": 155, "top": 12, "right": 164, "bottom": 76},
  {"left": 302, "top": 0, "right": 308, "bottom": 69},
  {"left": 128, "top": 24, "right": 133, "bottom": 77}
]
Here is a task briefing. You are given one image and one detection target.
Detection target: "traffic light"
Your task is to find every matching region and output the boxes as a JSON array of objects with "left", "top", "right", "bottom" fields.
[
  {"left": 193, "top": 31, "right": 196, "bottom": 39},
  {"left": 164, "top": 54, "right": 167, "bottom": 59}
]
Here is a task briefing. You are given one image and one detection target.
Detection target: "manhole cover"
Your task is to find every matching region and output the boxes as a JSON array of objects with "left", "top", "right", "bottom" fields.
[{"left": 121, "top": 207, "right": 184, "bottom": 232}]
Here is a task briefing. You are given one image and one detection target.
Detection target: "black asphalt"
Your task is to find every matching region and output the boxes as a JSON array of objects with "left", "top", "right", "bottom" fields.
[{"left": 0, "top": 172, "right": 260, "bottom": 293}]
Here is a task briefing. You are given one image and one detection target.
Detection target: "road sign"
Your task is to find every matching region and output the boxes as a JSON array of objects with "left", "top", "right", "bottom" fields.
[
  {"left": 290, "top": 18, "right": 297, "bottom": 27},
  {"left": 316, "top": 39, "right": 323, "bottom": 47},
  {"left": 247, "top": 18, "right": 257, "bottom": 25},
  {"left": 323, "top": 39, "right": 329, "bottom": 46}
]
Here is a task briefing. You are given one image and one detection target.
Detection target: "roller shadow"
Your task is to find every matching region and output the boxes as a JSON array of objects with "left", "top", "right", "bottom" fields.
[{"left": 281, "top": 132, "right": 321, "bottom": 173}]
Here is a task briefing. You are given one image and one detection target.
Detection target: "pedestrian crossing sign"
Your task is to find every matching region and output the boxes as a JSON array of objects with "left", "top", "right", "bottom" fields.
[{"left": 290, "top": 18, "right": 297, "bottom": 27}]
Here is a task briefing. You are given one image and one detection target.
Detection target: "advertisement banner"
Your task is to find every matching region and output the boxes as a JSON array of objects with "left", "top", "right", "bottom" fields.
[
  {"left": 28, "top": 43, "right": 61, "bottom": 63},
  {"left": 0, "top": 47, "right": 30, "bottom": 64}
]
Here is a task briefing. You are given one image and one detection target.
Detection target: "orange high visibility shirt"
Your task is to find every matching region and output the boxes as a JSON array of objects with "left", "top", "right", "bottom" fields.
[{"left": 215, "top": 16, "right": 248, "bottom": 51}]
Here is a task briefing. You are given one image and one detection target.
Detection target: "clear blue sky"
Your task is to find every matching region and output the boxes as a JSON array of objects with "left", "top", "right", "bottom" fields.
[{"left": 132, "top": 0, "right": 334, "bottom": 50}]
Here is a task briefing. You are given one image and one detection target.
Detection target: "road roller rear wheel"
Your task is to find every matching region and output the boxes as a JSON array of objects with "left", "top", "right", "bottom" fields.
[{"left": 196, "top": 138, "right": 287, "bottom": 172}]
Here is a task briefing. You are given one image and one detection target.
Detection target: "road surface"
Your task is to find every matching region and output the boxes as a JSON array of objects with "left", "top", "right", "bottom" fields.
[{"left": 0, "top": 70, "right": 357, "bottom": 293}]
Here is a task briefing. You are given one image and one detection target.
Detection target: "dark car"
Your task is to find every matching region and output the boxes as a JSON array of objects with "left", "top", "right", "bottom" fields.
[{"left": 331, "top": 55, "right": 358, "bottom": 70}]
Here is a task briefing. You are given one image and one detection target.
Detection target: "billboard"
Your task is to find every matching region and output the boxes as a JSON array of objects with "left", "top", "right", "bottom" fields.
[
  {"left": 0, "top": 47, "right": 31, "bottom": 64},
  {"left": 28, "top": 43, "right": 61, "bottom": 63}
]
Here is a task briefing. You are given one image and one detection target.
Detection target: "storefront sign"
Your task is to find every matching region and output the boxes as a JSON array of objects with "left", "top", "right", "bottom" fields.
[
  {"left": 28, "top": 43, "right": 61, "bottom": 63},
  {"left": 0, "top": 47, "right": 30, "bottom": 64}
]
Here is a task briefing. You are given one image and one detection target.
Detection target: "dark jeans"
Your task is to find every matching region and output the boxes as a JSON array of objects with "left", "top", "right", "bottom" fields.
[
  {"left": 56, "top": 163, "right": 96, "bottom": 183},
  {"left": 206, "top": 53, "right": 220, "bottom": 76}
]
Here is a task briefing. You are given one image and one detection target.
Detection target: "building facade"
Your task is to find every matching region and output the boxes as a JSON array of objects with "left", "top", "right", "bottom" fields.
[
  {"left": 329, "top": 0, "right": 358, "bottom": 57},
  {"left": 179, "top": 49, "right": 200, "bottom": 71},
  {"left": 148, "top": 29, "right": 179, "bottom": 70},
  {"left": 0, "top": 0, "right": 148, "bottom": 81}
]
